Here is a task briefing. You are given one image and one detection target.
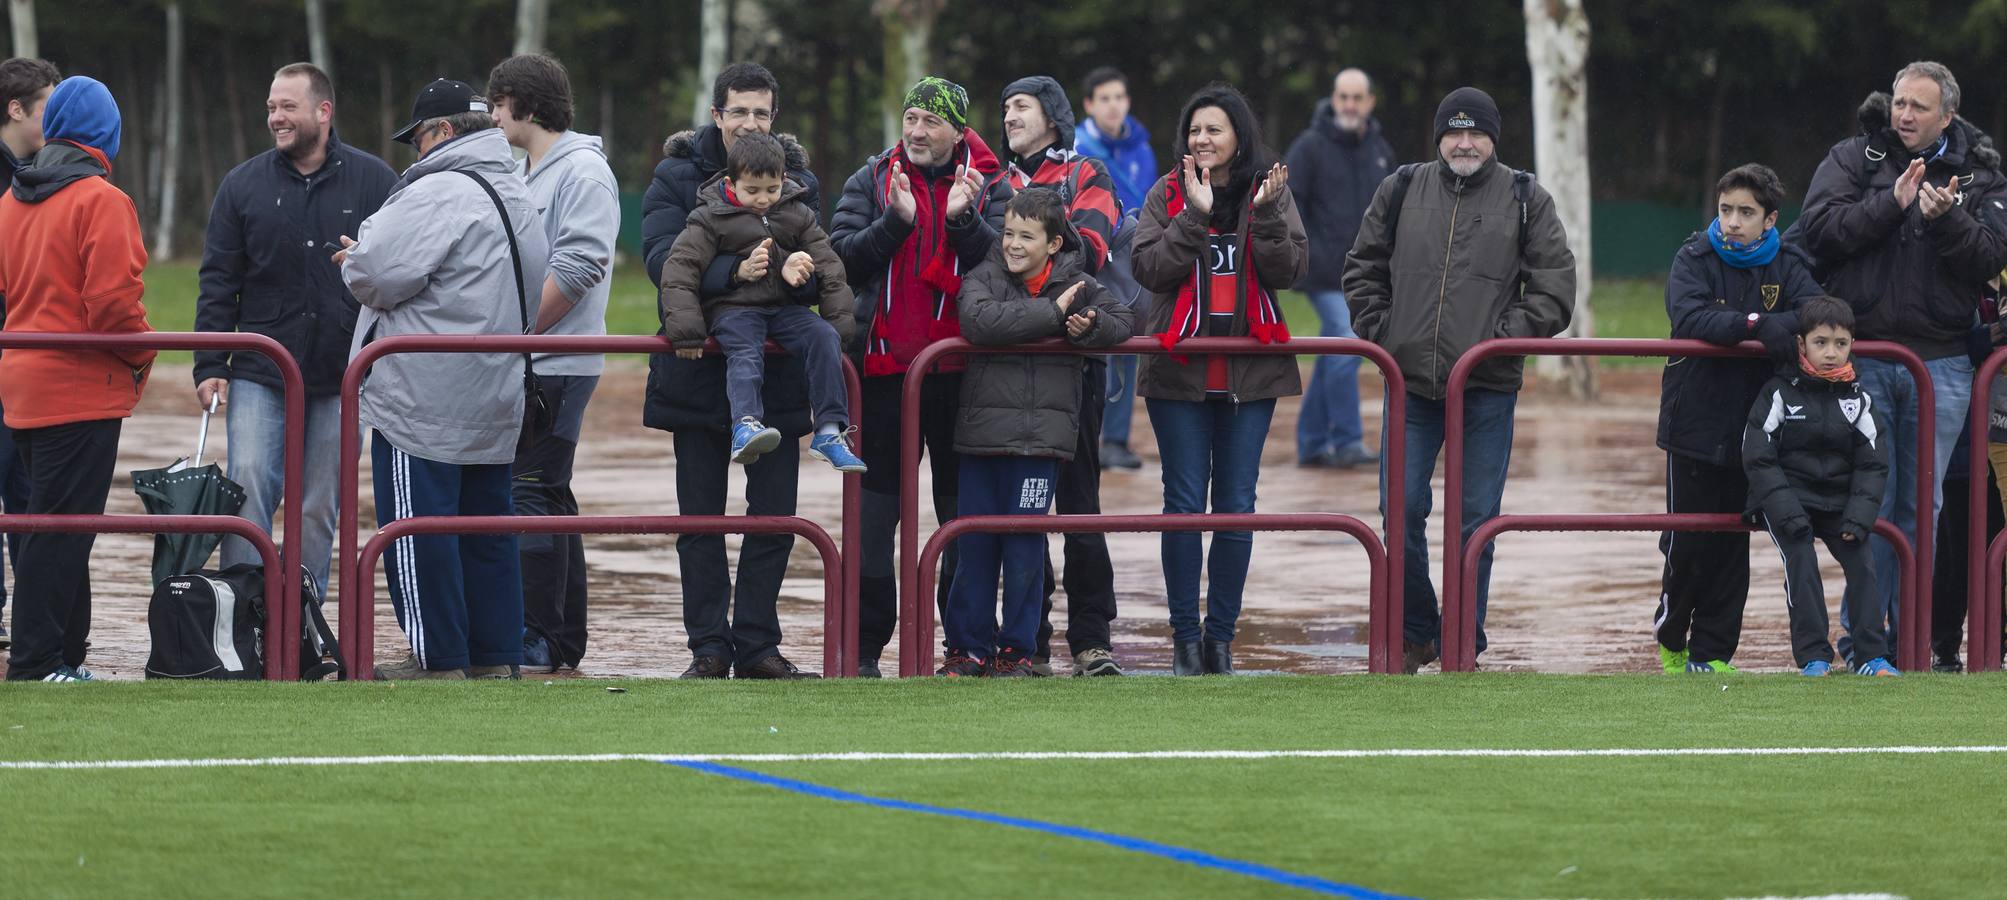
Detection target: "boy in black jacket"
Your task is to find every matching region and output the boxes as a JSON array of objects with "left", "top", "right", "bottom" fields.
[
  {"left": 1743, "top": 296, "right": 1900, "bottom": 677},
  {"left": 1655, "top": 164, "right": 1823, "bottom": 675}
]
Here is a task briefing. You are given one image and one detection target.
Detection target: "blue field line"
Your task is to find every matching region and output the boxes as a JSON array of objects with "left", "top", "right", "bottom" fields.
[{"left": 666, "top": 760, "right": 1411, "bottom": 899}]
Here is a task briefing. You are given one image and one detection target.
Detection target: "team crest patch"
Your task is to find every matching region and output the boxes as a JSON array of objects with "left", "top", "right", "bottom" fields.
[
  {"left": 1761, "top": 284, "right": 1780, "bottom": 310},
  {"left": 1839, "top": 397, "right": 1862, "bottom": 422}
]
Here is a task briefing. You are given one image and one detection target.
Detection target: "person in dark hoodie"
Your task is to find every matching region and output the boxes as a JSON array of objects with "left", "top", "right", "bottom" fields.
[
  {"left": 1743, "top": 296, "right": 1900, "bottom": 677},
  {"left": 193, "top": 62, "right": 396, "bottom": 599},
  {"left": 1793, "top": 61, "right": 2007, "bottom": 667},
  {"left": 1285, "top": 68, "right": 1392, "bottom": 470},
  {"left": 1655, "top": 163, "right": 1822, "bottom": 676},
  {"left": 938, "top": 188, "right": 1134, "bottom": 677},
  {"left": 999, "top": 74, "right": 1126, "bottom": 677},
  {"left": 0, "top": 56, "right": 59, "bottom": 650},
  {"left": 831, "top": 75, "right": 1012, "bottom": 677},
  {"left": 0, "top": 76, "right": 154, "bottom": 682},
  {"left": 638, "top": 62, "right": 824, "bottom": 681}
]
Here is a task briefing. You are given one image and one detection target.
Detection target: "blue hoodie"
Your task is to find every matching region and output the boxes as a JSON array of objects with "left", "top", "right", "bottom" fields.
[
  {"left": 41, "top": 76, "right": 121, "bottom": 161},
  {"left": 1075, "top": 115, "right": 1156, "bottom": 217}
]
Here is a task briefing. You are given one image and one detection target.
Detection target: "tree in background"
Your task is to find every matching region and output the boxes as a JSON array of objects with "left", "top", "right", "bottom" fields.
[{"left": 1525, "top": 0, "right": 1594, "bottom": 398}]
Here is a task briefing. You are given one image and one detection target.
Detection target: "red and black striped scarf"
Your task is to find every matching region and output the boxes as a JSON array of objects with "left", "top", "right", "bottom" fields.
[
  {"left": 1153, "top": 172, "right": 1289, "bottom": 362},
  {"left": 863, "top": 132, "right": 1000, "bottom": 376}
]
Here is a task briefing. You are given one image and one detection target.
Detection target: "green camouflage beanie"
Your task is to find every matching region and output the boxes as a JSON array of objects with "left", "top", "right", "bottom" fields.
[{"left": 902, "top": 76, "right": 969, "bottom": 130}]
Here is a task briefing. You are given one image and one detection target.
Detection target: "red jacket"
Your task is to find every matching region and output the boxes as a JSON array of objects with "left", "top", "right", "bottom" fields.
[{"left": 0, "top": 141, "right": 153, "bottom": 429}]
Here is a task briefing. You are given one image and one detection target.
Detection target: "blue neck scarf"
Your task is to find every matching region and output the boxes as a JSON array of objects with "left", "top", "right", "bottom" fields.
[{"left": 1708, "top": 217, "right": 1779, "bottom": 269}]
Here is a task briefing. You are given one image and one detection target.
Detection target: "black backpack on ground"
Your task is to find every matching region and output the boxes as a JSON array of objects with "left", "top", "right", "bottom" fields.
[{"left": 145, "top": 564, "right": 343, "bottom": 681}]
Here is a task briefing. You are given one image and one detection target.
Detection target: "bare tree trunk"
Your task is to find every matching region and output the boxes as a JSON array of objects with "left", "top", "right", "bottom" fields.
[
  {"left": 874, "top": 0, "right": 941, "bottom": 148},
  {"left": 690, "top": 0, "right": 729, "bottom": 128},
  {"left": 304, "top": 0, "right": 332, "bottom": 80},
  {"left": 514, "top": 0, "right": 550, "bottom": 56},
  {"left": 155, "top": 2, "right": 184, "bottom": 259},
  {"left": 8, "top": 0, "right": 34, "bottom": 58},
  {"left": 1524, "top": 0, "right": 1595, "bottom": 400}
]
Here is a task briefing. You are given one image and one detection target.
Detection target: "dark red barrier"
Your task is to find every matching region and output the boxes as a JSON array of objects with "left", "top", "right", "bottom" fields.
[
  {"left": 899, "top": 337, "right": 1407, "bottom": 676},
  {"left": 348, "top": 515, "right": 843, "bottom": 678},
  {"left": 910, "top": 513, "right": 1386, "bottom": 677},
  {"left": 1462, "top": 514, "right": 1914, "bottom": 670},
  {"left": 1966, "top": 349, "right": 2007, "bottom": 672},
  {"left": 0, "top": 332, "right": 304, "bottom": 679},
  {"left": 339, "top": 335, "right": 863, "bottom": 677},
  {"left": 1443, "top": 338, "right": 1934, "bottom": 673}
]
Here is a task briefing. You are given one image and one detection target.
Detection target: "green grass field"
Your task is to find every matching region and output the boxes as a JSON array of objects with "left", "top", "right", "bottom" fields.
[{"left": 4, "top": 674, "right": 2003, "bottom": 899}]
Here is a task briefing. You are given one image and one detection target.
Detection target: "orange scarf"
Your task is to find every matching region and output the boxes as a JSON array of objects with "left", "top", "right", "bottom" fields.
[
  {"left": 1021, "top": 259, "right": 1054, "bottom": 297},
  {"left": 1799, "top": 352, "right": 1855, "bottom": 383}
]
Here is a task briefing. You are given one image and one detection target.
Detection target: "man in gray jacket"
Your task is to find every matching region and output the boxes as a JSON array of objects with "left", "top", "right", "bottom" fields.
[
  {"left": 1343, "top": 86, "right": 1576, "bottom": 674},
  {"left": 336, "top": 79, "right": 549, "bottom": 680},
  {"left": 488, "top": 53, "right": 618, "bottom": 673}
]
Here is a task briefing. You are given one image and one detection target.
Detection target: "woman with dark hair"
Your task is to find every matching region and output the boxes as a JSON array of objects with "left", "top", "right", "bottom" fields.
[{"left": 1132, "top": 82, "right": 1307, "bottom": 675}]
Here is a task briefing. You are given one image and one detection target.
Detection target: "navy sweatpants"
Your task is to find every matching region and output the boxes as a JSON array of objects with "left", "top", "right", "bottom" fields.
[
  {"left": 945, "top": 454, "right": 1059, "bottom": 658},
  {"left": 373, "top": 432, "right": 523, "bottom": 671}
]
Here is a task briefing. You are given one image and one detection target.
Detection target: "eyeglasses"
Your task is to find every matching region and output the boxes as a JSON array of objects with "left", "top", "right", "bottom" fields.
[{"left": 716, "top": 107, "right": 774, "bottom": 124}]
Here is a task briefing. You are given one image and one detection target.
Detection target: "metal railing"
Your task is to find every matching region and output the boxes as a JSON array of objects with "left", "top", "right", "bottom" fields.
[{"left": 1964, "top": 349, "right": 2007, "bottom": 672}]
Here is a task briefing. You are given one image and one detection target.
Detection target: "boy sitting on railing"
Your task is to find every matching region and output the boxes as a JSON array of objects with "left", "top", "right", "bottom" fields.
[
  {"left": 1742, "top": 296, "right": 1900, "bottom": 677},
  {"left": 937, "top": 188, "right": 1133, "bottom": 677}
]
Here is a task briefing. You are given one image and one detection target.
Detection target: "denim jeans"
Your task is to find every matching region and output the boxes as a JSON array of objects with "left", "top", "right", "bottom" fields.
[
  {"left": 1847, "top": 354, "right": 1972, "bottom": 665},
  {"left": 1103, "top": 355, "right": 1139, "bottom": 447},
  {"left": 219, "top": 379, "right": 343, "bottom": 592},
  {"left": 1384, "top": 388, "right": 1518, "bottom": 655},
  {"left": 1296, "top": 290, "right": 1365, "bottom": 460},
  {"left": 1147, "top": 397, "right": 1275, "bottom": 643}
]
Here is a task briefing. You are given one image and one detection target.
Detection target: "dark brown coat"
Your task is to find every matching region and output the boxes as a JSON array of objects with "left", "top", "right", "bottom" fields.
[{"left": 658, "top": 174, "right": 854, "bottom": 349}]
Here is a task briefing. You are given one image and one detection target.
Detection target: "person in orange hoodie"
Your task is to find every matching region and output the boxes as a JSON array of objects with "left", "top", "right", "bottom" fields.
[{"left": 0, "top": 75, "right": 151, "bottom": 682}]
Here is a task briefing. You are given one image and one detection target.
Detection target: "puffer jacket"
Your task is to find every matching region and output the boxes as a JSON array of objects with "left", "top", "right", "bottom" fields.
[
  {"left": 658, "top": 174, "right": 854, "bottom": 349},
  {"left": 1795, "top": 94, "right": 2007, "bottom": 360},
  {"left": 1132, "top": 173, "right": 1308, "bottom": 403},
  {"left": 1284, "top": 103, "right": 1394, "bottom": 292},
  {"left": 1743, "top": 367, "right": 1888, "bottom": 538},
  {"left": 1342, "top": 157, "right": 1576, "bottom": 399},
  {"left": 956, "top": 232, "right": 1134, "bottom": 459}
]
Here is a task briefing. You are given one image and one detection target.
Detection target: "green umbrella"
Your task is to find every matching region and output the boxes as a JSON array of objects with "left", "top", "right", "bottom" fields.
[{"left": 131, "top": 398, "right": 246, "bottom": 584}]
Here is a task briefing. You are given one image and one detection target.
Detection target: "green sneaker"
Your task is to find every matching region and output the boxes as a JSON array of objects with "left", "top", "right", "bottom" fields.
[
  {"left": 1658, "top": 645, "right": 1689, "bottom": 675},
  {"left": 1685, "top": 658, "right": 1738, "bottom": 674}
]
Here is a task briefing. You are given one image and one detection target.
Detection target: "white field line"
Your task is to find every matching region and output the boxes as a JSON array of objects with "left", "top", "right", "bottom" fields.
[{"left": 2, "top": 746, "right": 2006, "bottom": 771}]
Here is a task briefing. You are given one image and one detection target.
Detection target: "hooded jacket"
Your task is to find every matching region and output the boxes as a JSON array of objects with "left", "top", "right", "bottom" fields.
[
  {"left": 639, "top": 123, "right": 819, "bottom": 435},
  {"left": 658, "top": 173, "right": 855, "bottom": 349},
  {"left": 1795, "top": 93, "right": 2007, "bottom": 359},
  {"left": 955, "top": 229, "right": 1135, "bottom": 459},
  {"left": 1284, "top": 103, "right": 1395, "bottom": 292},
  {"left": 1003, "top": 147, "right": 1118, "bottom": 267},
  {"left": 341, "top": 128, "right": 549, "bottom": 465},
  {"left": 1658, "top": 232, "right": 1824, "bottom": 467},
  {"left": 1075, "top": 115, "right": 1158, "bottom": 221},
  {"left": 0, "top": 139, "right": 153, "bottom": 429},
  {"left": 1342, "top": 157, "right": 1577, "bottom": 399},
  {"left": 1743, "top": 367, "right": 1888, "bottom": 538},
  {"left": 521, "top": 130, "right": 620, "bottom": 377},
  {"left": 192, "top": 133, "right": 397, "bottom": 395}
]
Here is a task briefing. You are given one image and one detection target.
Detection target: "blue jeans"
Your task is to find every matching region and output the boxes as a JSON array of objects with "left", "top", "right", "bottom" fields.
[
  {"left": 220, "top": 379, "right": 342, "bottom": 593},
  {"left": 1847, "top": 354, "right": 1972, "bottom": 665},
  {"left": 1147, "top": 397, "right": 1275, "bottom": 643},
  {"left": 1296, "top": 290, "right": 1365, "bottom": 459},
  {"left": 1384, "top": 388, "right": 1518, "bottom": 655},
  {"left": 1103, "top": 355, "right": 1139, "bottom": 446}
]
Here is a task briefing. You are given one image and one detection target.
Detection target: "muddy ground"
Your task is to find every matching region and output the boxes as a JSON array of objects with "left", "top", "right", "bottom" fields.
[{"left": 3, "top": 362, "right": 1845, "bottom": 679}]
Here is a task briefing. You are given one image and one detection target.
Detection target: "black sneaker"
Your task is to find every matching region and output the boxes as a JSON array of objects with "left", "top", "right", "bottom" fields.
[
  {"left": 856, "top": 657, "right": 883, "bottom": 679},
  {"left": 1100, "top": 441, "right": 1143, "bottom": 471},
  {"left": 679, "top": 654, "right": 731, "bottom": 679},
  {"left": 0, "top": 623, "right": 10, "bottom": 649},
  {"left": 522, "top": 634, "right": 557, "bottom": 674},
  {"left": 1402, "top": 639, "right": 1439, "bottom": 675},
  {"left": 986, "top": 649, "right": 1037, "bottom": 678},
  {"left": 1932, "top": 654, "right": 1965, "bottom": 674},
  {"left": 737, "top": 655, "right": 820, "bottom": 679},
  {"left": 937, "top": 650, "right": 986, "bottom": 677}
]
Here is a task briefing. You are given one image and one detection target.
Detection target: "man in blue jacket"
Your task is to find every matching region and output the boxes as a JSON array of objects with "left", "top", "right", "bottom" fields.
[
  {"left": 1074, "top": 66, "right": 1155, "bottom": 471},
  {"left": 194, "top": 62, "right": 396, "bottom": 594}
]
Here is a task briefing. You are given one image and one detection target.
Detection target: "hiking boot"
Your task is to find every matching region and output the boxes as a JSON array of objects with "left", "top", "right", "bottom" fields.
[
  {"left": 1402, "top": 639, "right": 1439, "bottom": 675},
  {"left": 522, "top": 634, "right": 557, "bottom": 674},
  {"left": 1201, "top": 638, "right": 1234, "bottom": 675},
  {"left": 1855, "top": 657, "right": 1902, "bottom": 677},
  {"left": 373, "top": 653, "right": 466, "bottom": 680},
  {"left": 987, "top": 649, "right": 1038, "bottom": 678},
  {"left": 738, "top": 655, "right": 820, "bottom": 679},
  {"left": 730, "top": 417, "right": 782, "bottom": 464},
  {"left": 1073, "top": 647, "right": 1124, "bottom": 677},
  {"left": 40, "top": 665, "right": 95, "bottom": 683},
  {"left": 1801, "top": 660, "right": 1832, "bottom": 677},
  {"left": 808, "top": 428, "right": 868, "bottom": 474},
  {"left": 1100, "top": 441, "right": 1142, "bottom": 471},
  {"left": 679, "top": 654, "right": 731, "bottom": 679},
  {"left": 937, "top": 650, "right": 986, "bottom": 677},
  {"left": 466, "top": 665, "right": 521, "bottom": 680},
  {"left": 1172, "top": 640, "right": 1203, "bottom": 676},
  {"left": 1686, "top": 658, "right": 1738, "bottom": 674},
  {"left": 1658, "top": 644, "right": 1689, "bottom": 675}
]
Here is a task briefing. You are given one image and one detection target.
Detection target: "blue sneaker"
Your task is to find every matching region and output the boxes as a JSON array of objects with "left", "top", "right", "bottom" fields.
[
  {"left": 1800, "top": 660, "right": 1831, "bottom": 677},
  {"left": 41, "top": 665, "right": 96, "bottom": 683},
  {"left": 522, "top": 634, "right": 556, "bottom": 673},
  {"left": 1855, "top": 657, "right": 1902, "bottom": 677},
  {"left": 730, "top": 417, "right": 782, "bottom": 464},
  {"left": 808, "top": 428, "right": 868, "bottom": 473}
]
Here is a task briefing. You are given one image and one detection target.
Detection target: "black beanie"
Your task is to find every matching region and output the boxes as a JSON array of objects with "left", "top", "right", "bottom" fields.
[
  {"left": 1000, "top": 75, "right": 1076, "bottom": 161},
  {"left": 1434, "top": 86, "right": 1501, "bottom": 144}
]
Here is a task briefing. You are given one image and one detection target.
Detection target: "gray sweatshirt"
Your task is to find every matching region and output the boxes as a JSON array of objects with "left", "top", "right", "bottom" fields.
[
  {"left": 342, "top": 128, "right": 549, "bottom": 465},
  {"left": 522, "top": 130, "right": 618, "bottom": 376}
]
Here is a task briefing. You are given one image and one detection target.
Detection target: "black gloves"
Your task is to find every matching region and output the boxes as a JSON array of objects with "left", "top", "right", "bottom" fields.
[{"left": 1755, "top": 311, "right": 1801, "bottom": 364}]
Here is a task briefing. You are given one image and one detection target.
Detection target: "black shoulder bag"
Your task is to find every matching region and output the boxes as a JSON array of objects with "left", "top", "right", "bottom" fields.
[{"left": 455, "top": 170, "right": 551, "bottom": 433}]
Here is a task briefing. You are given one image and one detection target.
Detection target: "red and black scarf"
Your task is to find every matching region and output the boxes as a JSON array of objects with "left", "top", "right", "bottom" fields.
[
  {"left": 864, "top": 129, "right": 1001, "bottom": 376},
  {"left": 1153, "top": 171, "right": 1289, "bottom": 362}
]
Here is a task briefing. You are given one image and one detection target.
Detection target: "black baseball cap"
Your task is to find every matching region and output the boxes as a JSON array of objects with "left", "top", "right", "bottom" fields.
[{"left": 390, "top": 78, "right": 491, "bottom": 145}]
